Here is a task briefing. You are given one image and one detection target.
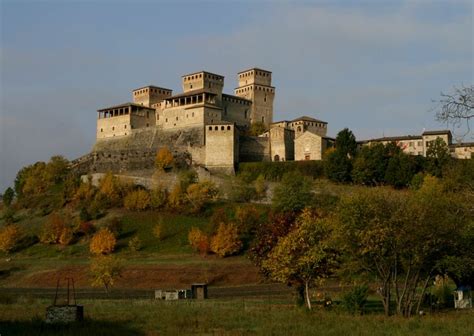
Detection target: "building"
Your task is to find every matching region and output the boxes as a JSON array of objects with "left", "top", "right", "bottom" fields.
[
  {"left": 85, "top": 68, "right": 332, "bottom": 175},
  {"left": 359, "top": 130, "right": 473, "bottom": 159}
]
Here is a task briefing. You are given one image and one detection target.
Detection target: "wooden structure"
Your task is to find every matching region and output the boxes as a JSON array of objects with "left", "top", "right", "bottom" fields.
[
  {"left": 191, "top": 283, "right": 208, "bottom": 300},
  {"left": 45, "top": 277, "right": 84, "bottom": 324}
]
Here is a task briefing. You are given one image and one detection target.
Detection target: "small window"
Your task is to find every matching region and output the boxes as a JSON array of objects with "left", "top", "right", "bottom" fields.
[
  {"left": 100, "top": 128, "right": 103, "bottom": 132},
  {"left": 227, "top": 126, "right": 231, "bottom": 130},
  {"left": 214, "top": 126, "right": 218, "bottom": 130},
  {"left": 176, "top": 116, "right": 178, "bottom": 121},
  {"left": 208, "top": 126, "right": 212, "bottom": 130},
  {"left": 221, "top": 126, "right": 224, "bottom": 130},
  {"left": 146, "top": 123, "right": 149, "bottom": 127},
  {"left": 192, "top": 112, "right": 194, "bottom": 117},
  {"left": 112, "top": 126, "right": 115, "bottom": 131},
  {"left": 124, "top": 125, "right": 127, "bottom": 129},
  {"left": 166, "top": 118, "right": 168, "bottom": 122}
]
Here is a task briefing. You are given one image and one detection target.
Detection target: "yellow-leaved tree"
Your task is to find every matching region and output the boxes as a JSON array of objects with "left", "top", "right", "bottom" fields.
[
  {"left": 155, "top": 147, "right": 174, "bottom": 171},
  {"left": 90, "top": 228, "right": 116, "bottom": 255},
  {"left": 124, "top": 189, "right": 151, "bottom": 211},
  {"left": 262, "top": 208, "right": 339, "bottom": 310},
  {"left": 0, "top": 225, "right": 22, "bottom": 253},
  {"left": 188, "top": 227, "right": 209, "bottom": 255},
  {"left": 210, "top": 223, "right": 242, "bottom": 257},
  {"left": 90, "top": 256, "right": 123, "bottom": 293}
]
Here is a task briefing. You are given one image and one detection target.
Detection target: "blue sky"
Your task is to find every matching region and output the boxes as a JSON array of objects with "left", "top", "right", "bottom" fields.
[{"left": 1, "top": 0, "right": 473, "bottom": 190}]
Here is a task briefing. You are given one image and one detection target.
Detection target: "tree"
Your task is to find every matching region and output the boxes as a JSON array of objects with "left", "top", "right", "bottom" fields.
[
  {"left": 97, "top": 172, "right": 123, "bottom": 208},
  {"left": 272, "top": 172, "right": 313, "bottom": 213},
  {"left": 351, "top": 143, "right": 388, "bottom": 185},
  {"left": 384, "top": 152, "right": 417, "bottom": 188},
  {"left": 248, "top": 121, "right": 267, "bottom": 136},
  {"left": 124, "top": 189, "right": 151, "bottom": 211},
  {"left": 210, "top": 223, "right": 242, "bottom": 257},
  {"left": 128, "top": 236, "right": 142, "bottom": 252},
  {"left": 90, "top": 256, "right": 123, "bottom": 293},
  {"left": 434, "top": 85, "right": 474, "bottom": 133},
  {"left": 324, "top": 150, "right": 352, "bottom": 183},
  {"left": 40, "top": 212, "right": 67, "bottom": 244},
  {"left": 262, "top": 209, "right": 339, "bottom": 309},
  {"left": 90, "top": 228, "right": 116, "bottom": 255},
  {"left": 0, "top": 225, "right": 22, "bottom": 253},
  {"left": 155, "top": 147, "right": 174, "bottom": 171},
  {"left": 425, "top": 138, "right": 451, "bottom": 177},
  {"left": 2, "top": 187, "right": 14, "bottom": 207},
  {"left": 335, "top": 128, "right": 357, "bottom": 158},
  {"left": 185, "top": 181, "right": 218, "bottom": 213},
  {"left": 188, "top": 227, "right": 210, "bottom": 255}
]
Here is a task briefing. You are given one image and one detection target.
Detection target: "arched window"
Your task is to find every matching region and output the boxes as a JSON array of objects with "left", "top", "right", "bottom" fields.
[
  {"left": 221, "top": 126, "right": 224, "bottom": 130},
  {"left": 214, "top": 126, "right": 218, "bottom": 130},
  {"left": 227, "top": 126, "right": 231, "bottom": 130}
]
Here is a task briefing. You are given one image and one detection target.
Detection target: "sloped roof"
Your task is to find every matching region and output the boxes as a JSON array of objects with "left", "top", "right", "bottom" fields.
[
  {"left": 291, "top": 116, "right": 327, "bottom": 124},
  {"left": 97, "top": 102, "right": 154, "bottom": 112}
]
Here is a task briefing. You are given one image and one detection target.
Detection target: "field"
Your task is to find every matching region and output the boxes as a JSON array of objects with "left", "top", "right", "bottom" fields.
[{"left": 1, "top": 297, "right": 472, "bottom": 336}]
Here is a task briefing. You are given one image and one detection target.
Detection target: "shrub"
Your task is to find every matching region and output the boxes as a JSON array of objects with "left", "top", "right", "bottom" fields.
[
  {"left": 128, "top": 236, "right": 142, "bottom": 252},
  {"left": 40, "top": 213, "right": 66, "bottom": 244},
  {"left": 104, "top": 218, "right": 123, "bottom": 237},
  {"left": 272, "top": 172, "right": 313, "bottom": 213},
  {"left": 155, "top": 147, "right": 174, "bottom": 171},
  {"left": 186, "top": 181, "right": 218, "bottom": 213},
  {"left": 238, "top": 161, "right": 325, "bottom": 182},
  {"left": 90, "top": 228, "right": 116, "bottom": 255},
  {"left": 254, "top": 175, "right": 267, "bottom": 199},
  {"left": 150, "top": 186, "right": 168, "bottom": 209},
  {"left": 341, "top": 285, "right": 369, "bottom": 315},
  {"left": 77, "top": 221, "right": 95, "bottom": 236},
  {"left": 168, "top": 184, "right": 186, "bottom": 209},
  {"left": 97, "top": 172, "right": 123, "bottom": 208},
  {"left": 234, "top": 205, "right": 261, "bottom": 235},
  {"left": 124, "top": 189, "right": 151, "bottom": 211},
  {"left": 2, "top": 187, "right": 14, "bottom": 207},
  {"left": 0, "top": 225, "right": 22, "bottom": 253},
  {"left": 188, "top": 227, "right": 210, "bottom": 255},
  {"left": 179, "top": 170, "right": 198, "bottom": 190},
  {"left": 59, "top": 227, "right": 74, "bottom": 246},
  {"left": 227, "top": 177, "right": 256, "bottom": 203},
  {"left": 210, "top": 223, "right": 242, "bottom": 257}
]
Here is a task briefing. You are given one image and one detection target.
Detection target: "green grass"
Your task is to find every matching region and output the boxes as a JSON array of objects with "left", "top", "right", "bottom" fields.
[{"left": 0, "top": 298, "right": 471, "bottom": 335}]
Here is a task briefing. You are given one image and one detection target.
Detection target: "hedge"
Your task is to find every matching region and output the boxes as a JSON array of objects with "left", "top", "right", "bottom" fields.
[{"left": 237, "top": 161, "right": 325, "bottom": 181}]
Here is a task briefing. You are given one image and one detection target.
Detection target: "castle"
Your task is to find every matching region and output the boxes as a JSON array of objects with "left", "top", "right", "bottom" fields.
[
  {"left": 85, "top": 67, "right": 334, "bottom": 175},
  {"left": 71, "top": 67, "right": 472, "bottom": 177}
]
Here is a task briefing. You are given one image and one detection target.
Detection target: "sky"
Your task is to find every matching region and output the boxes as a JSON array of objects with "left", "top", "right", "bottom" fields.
[{"left": 0, "top": 0, "right": 473, "bottom": 190}]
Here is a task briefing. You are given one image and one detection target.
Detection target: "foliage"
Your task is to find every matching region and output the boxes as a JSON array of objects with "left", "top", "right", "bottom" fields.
[
  {"left": 324, "top": 150, "right": 352, "bottom": 183},
  {"left": 2, "top": 187, "right": 14, "bottom": 207},
  {"left": 39, "top": 212, "right": 67, "bottom": 244},
  {"left": 351, "top": 144, "right": 388, "bottom": 185},
  {"left": 90, "top": 256, "right": 123, "bottom": 293},
  {"left": 210, "top": 223, "right": 242, "bottom": 257},
  {"left": 425, "top": 138, "right": 451, "bottom": 177},
  {"left": 248, "top": 121, "right": 267, "bottom": 136},
  {"left": 104, "top": 217, "right": 123, "bottom": 237},
  {"left": 179, "top": 170, "right": 198, "bottom": 190},
  {"left": 186, "top": 181, "right": 218, "bottom": 213},
  {"left": 150, "top": 186, "right": 168, "bottom": 209},
  {"left": 124, "top": 189, "right": 151, "bottom": 211},
  {"left": 153, "top": 222, "right": 165, "bottom": 241},
  {"left": 227, "top": 176, "right": 256, "bottom": 203},
  {"left": 128, "top": 236, "right": 142, "bottom": 252},
  {"left": 384, "top": 152, "right": 418, "bottom": 188},
  {"left": 238, "top": 161, "right": 325, "bottom": 182},
  {"left": 155, "top": 147, "right": 174, "bottom": 171},
  {"left": 431, "top": 275, "right": 454, "bottom": 308},
  {"left": 272, "top": 172, "right": 313, "bottom": 213},
  {"left": 168, "top": 184, "right": 186, "bottom": 209},
  {"left": 341, "top": 285, "right": 369, "bottom": 315},
  {"left": 335, "top": 128, "right": 357, "bottom": 158},
  {"left": 188, "top": 227, "right": 210, "bottom": 255},
  {"left": 234, "top": 205, "right": 261, "bottom": 235},
  {"left": 97, "top": 172, "right": 124, "bottom": 208},
  {"left": 0, "top": 225, "right": 22, "bottom": 253},
  {"left": 90, "top": 228, "right": 117, "bottom": 255},
  {"left": 253, "top": 175, "right": 267, "bottom": 199},
  {"left": 58, "top": 227, "right": 74, "bottom": 246},
  {"left": 262, "top": 209, "right": 339, "bottom": 309}
]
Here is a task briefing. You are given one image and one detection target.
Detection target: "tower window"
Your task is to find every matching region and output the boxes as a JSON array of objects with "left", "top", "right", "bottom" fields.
[
  {"left": 227, "top": 126, "right": 231, "bottom": 130},
  {"left": 262, "top": 116, "right": 265, "bottom": 123}
]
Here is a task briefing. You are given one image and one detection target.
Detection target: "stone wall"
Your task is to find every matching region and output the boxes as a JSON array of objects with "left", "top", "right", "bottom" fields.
[
  {"left": 295, "top": 131, "right": 323, "bottom": 161},
  {"left": 205, "top": 123, "right": 238, "bottom": 173},
  {"left": 239, "top": 135, "right": 270, "bottom": 162}
]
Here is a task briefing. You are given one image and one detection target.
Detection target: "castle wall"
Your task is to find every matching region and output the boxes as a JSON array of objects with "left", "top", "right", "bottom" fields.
[
  {"left": 270, "top": 127, "right": 294, "bottom": 161},
  {"left": 239, "top": 135, "right": 270, "bottom": 162},
  {"left": 97, "top": 115, "right": 131, "bottom": 139},
  {"left": 222, "top": 96, "right": 251, "bottom": 127},
  {"left": 182, "top": 72, "right": 224, "bottom": 97},
  {"left": 205, "top": 123, "right": 238, "bottom": 173},
  {"left": 157, "top": 105, "right": 222, "bottom": 130}
]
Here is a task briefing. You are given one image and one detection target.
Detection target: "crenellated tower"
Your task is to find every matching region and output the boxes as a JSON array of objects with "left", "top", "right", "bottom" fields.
[{"left": 234, "top": 68, "right": 274, "bottom": 128}]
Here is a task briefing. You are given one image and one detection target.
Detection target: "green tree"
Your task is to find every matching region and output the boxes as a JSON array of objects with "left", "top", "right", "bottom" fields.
[
  {"left": 324, "top": 150, "right": 352, "bottom": 183},
  {"left": 248, "top": 121, "right": 267, "bottom": 136},
  {"left": 2, "top": 187, "right": 14, "bottom": 207},
  {"left": 335, "top": 128, "right": 357, "bottom": 158},
  {"left": 262, "top": 209, "right": 339, "bottom": 309},
  {"left": 272, "top": 172, "right": 313, "bottom": 213},
  {"left": 384, "top": 152, "right": 417, "bottom": 188},
  {"left": 425, "top": 138, "right": 451, "bottom": 177},
  {"left": 351, "top": 143, "right": 388, "bottom": 185}
]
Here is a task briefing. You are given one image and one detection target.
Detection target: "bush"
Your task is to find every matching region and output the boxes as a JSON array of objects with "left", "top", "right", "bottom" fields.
[
  {"left": 168, "top": 184, "right": 186, "bottom": 209},
  {"left": 155, "top": 147, "right": 174, "bottom": 171},
  {"left": 40, "top": 213, "right": 66, "bottom": 244},
  {"left": 188, "top": 227, "right": 209, "bottom": 255},
  {"left": 210, "top": 223, "right": 242, "bottom": 257},
  {"left": 150, "top": 186, "right": 168, "bottom": 209},
  {"left": 59, "top": 227, "right": 74, "bottom": 246},
  {"left": 272, "top": 172, "right": 313, "bottom": 213},
  {"left": 153, "top": 222, "right": 165, "bottom": 240},
  {"left": 234, "top": 205, "right": 261, "bottom": 235},
  {"left": 124, "top": 189, "right": 151, "bottom": 211},
  {"left": 128, "top": 236, "right": 142, "bottom": 252},
  {"left": 97, "top": 172, "right": 124, "bottom": 208},
  {"left": 227, "top": 177, "right": 256, "bottom": 203},
  {"left": 77, "top": 221, "right": 95, "bottom": 236},
  {"left": 341, "top": 285, "right": 369, "bottom": 315},
  {"left": 90, "top": 228, "right": 116, "bottom": 255},
  {"left": 238, "top": 161, "right": 325, "bottom": 182},
  {"left": 0, "top": 225, "right": 22, "bottom": 253},
  {"left": 186, "top": 181, "right": 218, "bottom": 213}
]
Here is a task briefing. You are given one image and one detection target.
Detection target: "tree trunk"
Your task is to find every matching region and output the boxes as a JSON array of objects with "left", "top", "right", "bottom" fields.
[
  {"left": 305, "top": 281, "right": 312, "bottom": 310},
  {"left": 416, "top": 274, "right": 432, "bottom": 314}
]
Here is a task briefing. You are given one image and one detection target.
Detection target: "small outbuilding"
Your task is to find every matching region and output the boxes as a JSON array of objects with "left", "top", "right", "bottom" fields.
[
  {"left": 453, "top": 286, "right": 472, "bottom": 309},
  {"left": 191, "top": 283, "right": 208, "bottom": 300}
]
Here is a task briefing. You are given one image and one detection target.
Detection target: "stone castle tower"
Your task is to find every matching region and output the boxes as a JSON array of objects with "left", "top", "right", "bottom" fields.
[{"left": 234, "top": 68, "right": 274, "bottom": 127}]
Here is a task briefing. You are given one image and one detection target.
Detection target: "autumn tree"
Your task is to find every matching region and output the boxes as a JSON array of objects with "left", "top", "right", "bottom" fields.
[
  {"left": 90, "top": 256, "right": 123, "bottom": 293},
  {"left": 0, "top": 225, "right": 22, "bottom": 253},
  {"left": 124, "top": 189, "right": 151, "bottom": 211},
  {"left": 210, "top": 223, "right": 242, "bottom": 257},
  {"left": 185, "top": 181, "right": 218, "bottom": 213},
  {"left": 97, "top": 172, "right": 124, "bottom": 208},
  {"left": 90, "top": 228, "right": 117, "bottom": 255},
  {"left": 188, "top": 227, "right": 210, "bottom": 255},
  {"left": 155, "top": 147, "right": 174, "bottom": 171},
  {"left": 40, "top": 212, "right": 67, "bottom": 244},
  {"left": 262, "top": 209, "right": 339, "bottom": 310}
]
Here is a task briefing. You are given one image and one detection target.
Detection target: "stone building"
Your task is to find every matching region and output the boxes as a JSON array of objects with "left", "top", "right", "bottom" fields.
[
  {"left": 82, "top": 67, "right": 332, "bottom": 175},
  {"left": 359, "top": 130, "right": 473, "bottom": 159}
]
